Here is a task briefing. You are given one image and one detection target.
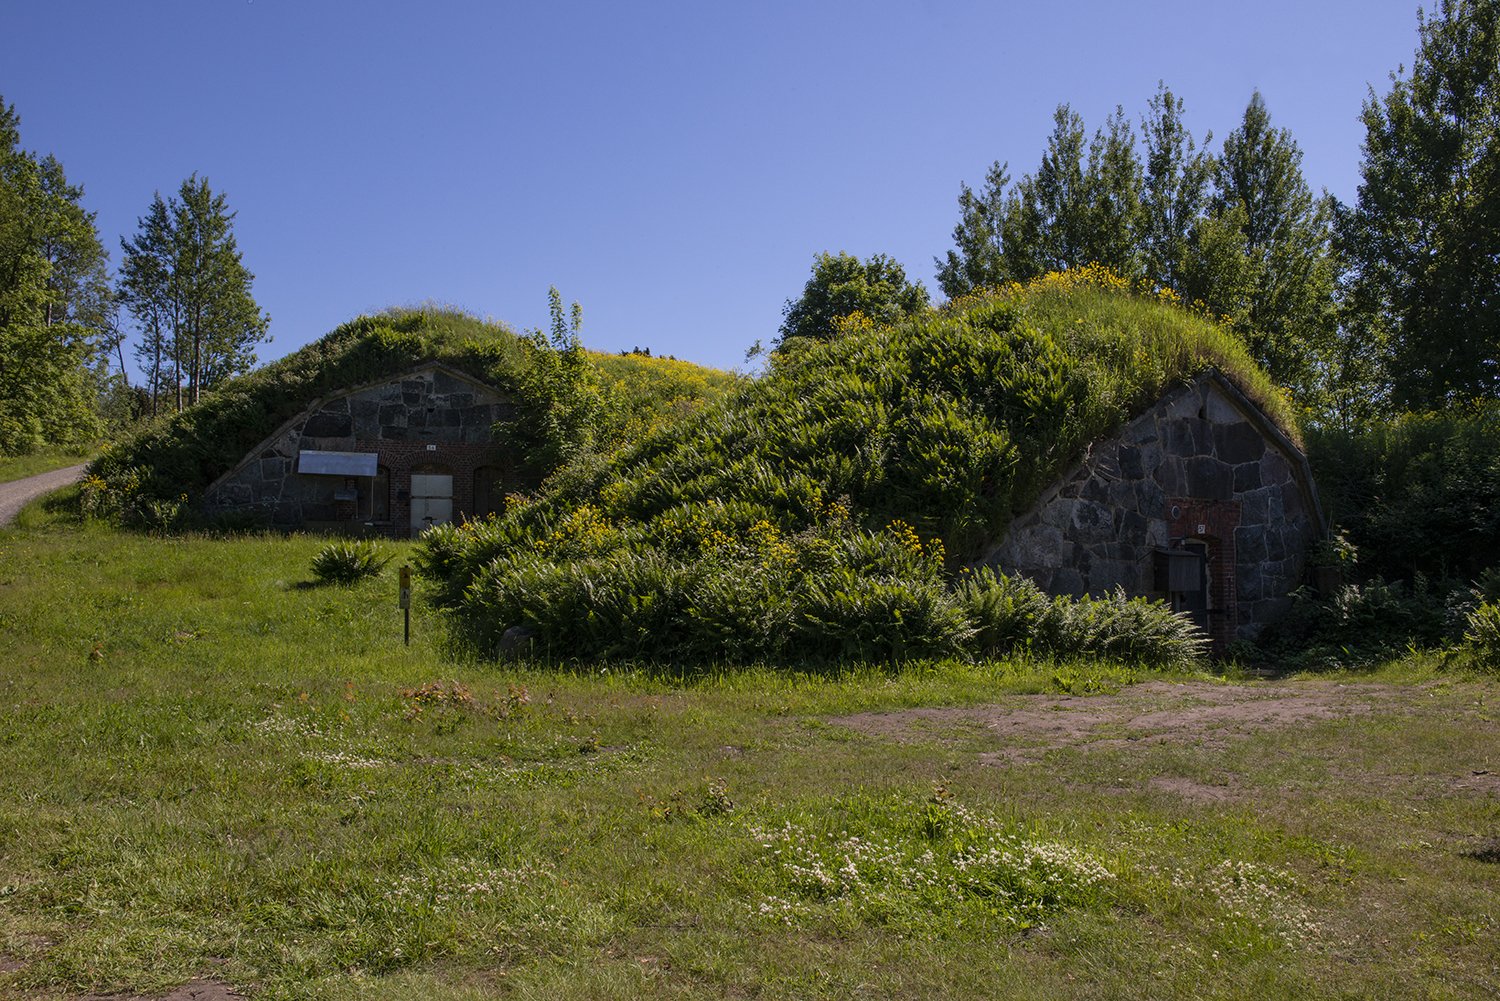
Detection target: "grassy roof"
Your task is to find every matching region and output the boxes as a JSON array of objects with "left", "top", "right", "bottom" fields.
[{"left": 93, "top": 307, "right": 737, "bottom": 502}]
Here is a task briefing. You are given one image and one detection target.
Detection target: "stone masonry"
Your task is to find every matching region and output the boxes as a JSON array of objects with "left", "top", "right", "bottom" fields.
[
  {"left": 204, "top": 363, "right": 517, "bottom": 534},
  {"left": 981, "top": 370, "right": 1324, "bottom": 647}
]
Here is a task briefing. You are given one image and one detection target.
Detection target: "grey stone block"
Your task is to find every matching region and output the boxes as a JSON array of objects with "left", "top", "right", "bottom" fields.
[
  {"left": 1185, "top": 457, "right": 1233, "bottom": 500},
  {"left": 1214, "top": 422, "right": 1265, "bottom": 464},
  {"left": 303, "top": 411, "right": 352, "bottom": 438}
]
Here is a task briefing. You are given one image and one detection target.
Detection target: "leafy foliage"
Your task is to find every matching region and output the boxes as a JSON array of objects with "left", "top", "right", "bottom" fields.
[
  {"left": 1462, "top": 600, "right": 1500, "bottom": 672},
  {"left": 0, "top": 94, "right": 111, "bottom": 455},
  {"left": 958, "top": 569, "right": 1207, "bottom": 671},
  {"left": 1308, "top": 402, "right": 1500, "bottom": 581},
  {"left": 118, "top": 176, "right": 270, "bottom": 413},
  {"left": 1185, "top": 91, "right": 1340, "bottom": 404},
  {"left": 777, "top": 251, "right": 929, "bottom": 347},
  {"left": 310, "top": 539, "right": 393, "bottom": 584},
  {"left": 936, "top": 88, "right": 1342, "bottom": 415},
  {"left": 1340, "top": 0, "right": 1500, "bottom": 408},
  {"left": 494, "top": 287, "right": 608, "bottom": 476}
]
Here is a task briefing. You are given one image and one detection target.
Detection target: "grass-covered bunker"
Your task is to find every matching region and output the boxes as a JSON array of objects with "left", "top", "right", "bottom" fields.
[
  {"left": 90, "top": 306, "right": 737, "bottom": 537},
  {"left": 417, "top": 270, "right": 1326, "bottom": 662},
  {"left": 203, "top": 361, "right": 517, "bottom": 535},
  {"left": 984, "top": 368, "right": 1322, "bottom": 648}
]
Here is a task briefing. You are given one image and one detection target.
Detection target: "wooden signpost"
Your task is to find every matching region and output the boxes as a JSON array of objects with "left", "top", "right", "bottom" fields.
[{"left": 399, "top": 565, "right": 411, "bottom": 646}]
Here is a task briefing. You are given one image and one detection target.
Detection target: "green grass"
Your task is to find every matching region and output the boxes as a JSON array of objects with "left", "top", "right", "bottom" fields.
[
  {"left": 1, "top": 509, "right": 1497, "bottom": 999},
  {"left": 0, "top": 445, "right": 94, "bottom": 484}
]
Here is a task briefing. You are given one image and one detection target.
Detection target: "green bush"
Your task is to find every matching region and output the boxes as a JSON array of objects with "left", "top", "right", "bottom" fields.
[
  {"left": 958, "top": 569, "right": 1205, "bottom": 670},
  {"left": 311, "top": 540, "right": 393, "bottom": 585},
  {"left": 1462, "top": 601, "right": 1500, "bottom": 672},
  {"left": 1260, "top": 577, "right": 1461, "bottom": 669},
  {"left": 1309, "top": 403, "right": 1500, "bottom": 581}
]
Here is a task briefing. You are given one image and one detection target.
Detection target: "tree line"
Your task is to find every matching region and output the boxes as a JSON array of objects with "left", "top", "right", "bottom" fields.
[
  {"left": 0, "top": 98, "right": 267, "bottom": 456},
  {"left": 780, "top": 0, "right": 1499, "bottom": 429}
]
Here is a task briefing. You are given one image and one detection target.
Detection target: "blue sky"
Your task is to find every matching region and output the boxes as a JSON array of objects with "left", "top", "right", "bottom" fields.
[{"left": 7, "top": 0, "right": 1423, "bottom": 374}]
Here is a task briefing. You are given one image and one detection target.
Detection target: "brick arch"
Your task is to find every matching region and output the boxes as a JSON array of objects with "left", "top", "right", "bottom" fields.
[{"left": 1167, "top": 498, "right": 1241, "bottom": 651}]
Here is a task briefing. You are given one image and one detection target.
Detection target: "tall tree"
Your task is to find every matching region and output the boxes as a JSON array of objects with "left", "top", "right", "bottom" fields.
[
  {"left": 1004, "top": 104, "right": 1092, "bottom": 279},
  {"left": 1081, "top": 106, "right": 1145, "bottom": 280},
  {"left": 935, "top": 160, "right": 1013, "bottom": 298},
  {"left": 0, "top": 96, "right": 108, "bottom": 454},
  {"left": 1139, "top": 83, "right": 1213, "bottom": 293},
  {"left": 939, "top": 103, "right": 1147, "bottom": 292},
  {"left": 117, "top": 194, "right": 177, "bottom": 414},
  {"left": 118, "top": 176, "right": 269, "bottom": 410},
  {"left": 1341, "top": 0, "right": 1500, "bottom": 408},
  {"left": 1183, "top": 91, "right": 1339, "bottom": 398},
  {"left": 777, "top": 251, "right": 929, "bottom": 346}
]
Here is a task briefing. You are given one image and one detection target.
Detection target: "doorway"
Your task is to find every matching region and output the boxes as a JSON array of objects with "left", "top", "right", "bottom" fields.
[
  {"left": 410, "top": 468, "right": 453, "bottom": 535},
  {"left": 1178, "top": 539, "right": 1210, "bottom": 631}
]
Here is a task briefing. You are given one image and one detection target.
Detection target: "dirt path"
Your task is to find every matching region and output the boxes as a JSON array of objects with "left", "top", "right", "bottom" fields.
[
  {"left": 832, "top": 679, "right": 1500, "bottom": 803},
  {"left": 832, "top": 680, "right": 1425, "bottom": 760},
  {"left": 0, "top": 463, "right": 87, "bottom": 526}
]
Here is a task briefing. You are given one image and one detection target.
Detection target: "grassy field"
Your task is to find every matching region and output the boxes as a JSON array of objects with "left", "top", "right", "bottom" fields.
[
  {"left": 0, "top": 448, "right": 94, "bottom": 485},
  {"left": 0, "top": 494, "right": 1497, "bottom": 1000}
]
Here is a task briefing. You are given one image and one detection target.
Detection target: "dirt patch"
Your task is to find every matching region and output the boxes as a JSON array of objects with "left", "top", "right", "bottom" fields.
[
  {"left": 77, "top": 979, "right": 245, "bottom": 1001},
  {"left": 831, "top": 680, "right": 1416, "bottom": 761},
  {"left": 1145, "top": 774, "right": 1240, "bottom": 803}
]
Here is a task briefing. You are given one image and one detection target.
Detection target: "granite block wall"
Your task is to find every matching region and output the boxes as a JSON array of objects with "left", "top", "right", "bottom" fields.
[
  {"left": 981, "top": 372, "right": 1322, "bottom": 645},
  {"left": 204, "top": 365, "right": 517, "bottom": 534}
]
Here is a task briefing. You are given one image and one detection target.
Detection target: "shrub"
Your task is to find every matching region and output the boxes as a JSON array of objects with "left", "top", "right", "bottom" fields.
[
  {"left": 1309, "top": 402, "right": 1500, "bottom": 581},
  {"left": 1261, "top": 577, "right": 1459, "bottom": 669},
  {"left": 958, "top": 568, "right": 1205, "bottom": 670},
  {"left": 311, "top": 540, "right": 392, "bottom": 585},
  {"left": 1462, "top": 602, "right": 1500, "bottom": 672}
]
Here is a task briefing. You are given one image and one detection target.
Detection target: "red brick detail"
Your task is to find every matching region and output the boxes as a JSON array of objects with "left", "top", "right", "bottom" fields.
[
  {"left": 354, "top": 439, "right": 508, "bottom": 537},
  {"left": 1167, "top": 498, "right": 1242, "bottom": 652}
]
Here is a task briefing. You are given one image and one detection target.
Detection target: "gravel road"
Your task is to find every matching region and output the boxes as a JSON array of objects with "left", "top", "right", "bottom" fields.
[{"left": 0, "top": 464, "right": 88, "bottom": 526}]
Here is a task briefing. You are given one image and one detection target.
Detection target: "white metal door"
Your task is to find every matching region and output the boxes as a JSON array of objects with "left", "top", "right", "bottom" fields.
[{"left": 410, "top": 473, "right": 453, "bottom": 533}]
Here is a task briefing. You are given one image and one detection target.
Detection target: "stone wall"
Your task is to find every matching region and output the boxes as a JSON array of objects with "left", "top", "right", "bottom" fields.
[
  {"left": 981, "top": 371, "right": 1322, "bottom": 646},
  {"left": 204, "top": 364, "right": 517, "bottom": 534}
]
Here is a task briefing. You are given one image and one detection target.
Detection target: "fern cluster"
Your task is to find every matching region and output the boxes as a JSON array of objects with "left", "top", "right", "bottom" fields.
[{"left": 310, "top": 539, "right": 392, "bottom": 585}]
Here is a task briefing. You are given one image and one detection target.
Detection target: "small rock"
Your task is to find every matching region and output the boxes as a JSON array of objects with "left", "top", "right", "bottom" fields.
[{"left": 497, "top": 625, "right": 536, "bottom": 657}]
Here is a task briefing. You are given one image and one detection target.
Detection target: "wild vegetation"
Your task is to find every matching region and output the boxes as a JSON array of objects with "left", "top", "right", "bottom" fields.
[
  {"left": 1254, "top": 403, "right": 1500, "bottom": 669},
  {"left": 0, "top": 98, "right": 118, "bottom": 456}
]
